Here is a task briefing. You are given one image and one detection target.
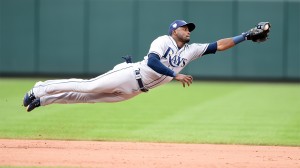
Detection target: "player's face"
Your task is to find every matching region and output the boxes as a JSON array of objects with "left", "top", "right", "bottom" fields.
[{"left": 174, "top": 26, "right": 191, "bottom": 43}]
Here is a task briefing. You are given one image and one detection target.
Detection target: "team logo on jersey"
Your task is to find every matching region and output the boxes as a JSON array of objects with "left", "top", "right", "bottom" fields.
[
  {"left": 169, "top": 55, "right": 186, "bottom": 67},
  {"left": 163, "top": 47, "right": 187, "bottom": 67}
]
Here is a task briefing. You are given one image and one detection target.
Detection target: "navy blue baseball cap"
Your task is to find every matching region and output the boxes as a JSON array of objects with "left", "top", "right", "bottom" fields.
[{"left": 168, "top": 20, "right": 196, "bottom": 35}]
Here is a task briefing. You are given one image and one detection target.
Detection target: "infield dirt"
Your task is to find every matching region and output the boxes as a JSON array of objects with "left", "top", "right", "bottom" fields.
[{"left": 1, "top": 139, "right": 299, "bottom": 168}]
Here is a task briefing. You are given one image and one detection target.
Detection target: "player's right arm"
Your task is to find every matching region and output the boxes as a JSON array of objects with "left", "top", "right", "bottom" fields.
[
  {"left": 147, "top": 53, "right": 176, "bottom": 77},
  {"left": 147, "top": 53, "right": 193, "bottom": 87},
  {"left": 147, "top": 36, "right": 177, "bottom": 77}
]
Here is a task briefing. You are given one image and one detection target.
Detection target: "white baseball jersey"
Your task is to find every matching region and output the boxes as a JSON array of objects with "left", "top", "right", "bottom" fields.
[{"left": 139, "top": 35, "right": 209, "bottom": 89}]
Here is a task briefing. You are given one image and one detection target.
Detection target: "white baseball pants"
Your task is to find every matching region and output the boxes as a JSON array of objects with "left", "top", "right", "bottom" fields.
[{"left": 32, "top": 62, "right": 143, "bottom": 106}]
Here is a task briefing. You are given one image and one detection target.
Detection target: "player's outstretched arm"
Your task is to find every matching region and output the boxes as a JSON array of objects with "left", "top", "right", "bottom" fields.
[
  {"left": 216, "top": 22, "right": 271, "bottom": 51},
  {"left": 216, "top": 38, "right": 236, "bottom": 51}
]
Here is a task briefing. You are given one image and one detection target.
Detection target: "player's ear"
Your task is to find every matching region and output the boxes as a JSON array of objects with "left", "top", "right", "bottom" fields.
[{"left": 172, "top": 29, "right": 177, "bottom": 36}]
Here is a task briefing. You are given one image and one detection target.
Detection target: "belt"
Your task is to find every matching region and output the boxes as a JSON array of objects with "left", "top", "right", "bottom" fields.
[{"left": 135, "top": 69, "right": 148, "bottom": 92}]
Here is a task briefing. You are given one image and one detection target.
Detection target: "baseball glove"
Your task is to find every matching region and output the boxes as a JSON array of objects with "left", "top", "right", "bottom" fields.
[{"left": 244, "top": 22, "right": 271, "bottom": 42}]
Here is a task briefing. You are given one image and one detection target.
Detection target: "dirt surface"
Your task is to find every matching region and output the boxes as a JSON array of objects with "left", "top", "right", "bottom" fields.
[{"left": 1, "top": 139, "right": 300, "bottom": 168}]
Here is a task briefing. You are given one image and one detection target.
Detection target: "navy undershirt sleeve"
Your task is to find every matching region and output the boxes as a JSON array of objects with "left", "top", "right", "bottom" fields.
[
  {"left": 147, "top": 53, "right": 176, "bottom": 77},
  {"left": 203, "top": 42, "right": 217, "bottom": 55}
]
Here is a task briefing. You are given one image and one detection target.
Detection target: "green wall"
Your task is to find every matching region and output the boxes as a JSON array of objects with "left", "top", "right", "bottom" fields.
[
  {"left": 0, "top": 0, "right": 299, "bottom": 80},
  {"left": 0, "top": 0, "right": 36, "bottom": 73}
]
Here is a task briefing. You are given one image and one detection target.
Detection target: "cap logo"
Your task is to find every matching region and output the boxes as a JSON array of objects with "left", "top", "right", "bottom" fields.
[{"left": 172, "top": 23, "right": 177, "bottom": 28}]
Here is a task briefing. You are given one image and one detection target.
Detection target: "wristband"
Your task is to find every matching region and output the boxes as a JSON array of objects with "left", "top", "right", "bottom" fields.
[
  {"left": 172, "top": 72, "right": 177, "bottom": 77},
  {"left": 232, "top": 34, "right": 246, "bottom": 44}
]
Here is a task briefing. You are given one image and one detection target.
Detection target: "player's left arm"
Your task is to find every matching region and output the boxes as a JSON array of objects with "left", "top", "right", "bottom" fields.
[
  {"left": 216, "top": 33, "right": 250, "bottom": 51},
  {"left": 203, "top": 36, "right": 245, "bottom": 55},
  {"left": 216, "top": 38, "right": 236, "bottom": 51},
  {"left": 204, "top": 22, "right": 271, "bottom": 55}
]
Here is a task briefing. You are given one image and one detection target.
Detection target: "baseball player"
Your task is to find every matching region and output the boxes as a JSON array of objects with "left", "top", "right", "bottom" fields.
[{"left": 23, "top": 20, "right": 270, "bottom": 112}]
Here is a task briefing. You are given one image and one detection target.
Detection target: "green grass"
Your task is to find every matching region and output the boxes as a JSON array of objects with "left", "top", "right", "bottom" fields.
[{"left": 0, "top": 78, "right": 299, "bottom": 146}]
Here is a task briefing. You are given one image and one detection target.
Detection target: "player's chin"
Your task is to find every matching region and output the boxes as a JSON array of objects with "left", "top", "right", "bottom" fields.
[{"left": 185, "top": 38, "right": 190, "bottom": 43}]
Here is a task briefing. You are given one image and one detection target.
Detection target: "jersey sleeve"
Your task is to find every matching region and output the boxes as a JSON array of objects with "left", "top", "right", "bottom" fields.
[
  {"left": 189, "top": 43, "right": 210, "bottom": 60},
  {"left": 147, "top": 53, "right": 176, "bottom": 77},
  {"left": 203, "top": 42, "right": 217, "bottom": 55},
  {"left": 148, "top": 36, "right": 169, "bottom": 58}
]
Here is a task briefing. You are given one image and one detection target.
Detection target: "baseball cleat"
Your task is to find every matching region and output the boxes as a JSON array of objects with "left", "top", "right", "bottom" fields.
[
  {"left": 27, "top": 98, "right": 40, "bottom": 112},
  {"left": 23, "top": 90, "right": 36, "bottom": 107}
]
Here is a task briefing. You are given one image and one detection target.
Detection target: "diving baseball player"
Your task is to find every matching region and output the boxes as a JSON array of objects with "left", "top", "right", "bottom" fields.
[{"left": 23, "top": 20, "right": 271, "bottom": 112}]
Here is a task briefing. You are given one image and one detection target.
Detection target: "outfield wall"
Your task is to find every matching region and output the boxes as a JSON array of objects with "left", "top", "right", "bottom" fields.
[{"left": 0, "top": 0, "right": 299, "bottom": 80}]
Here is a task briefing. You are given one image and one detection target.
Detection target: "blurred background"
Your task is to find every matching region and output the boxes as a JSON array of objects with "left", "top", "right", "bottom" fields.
[{"left": 0, "top": 0, "right": 299, "bottom": 81}]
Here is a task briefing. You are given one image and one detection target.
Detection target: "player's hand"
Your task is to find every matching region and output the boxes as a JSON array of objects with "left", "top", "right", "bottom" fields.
[{"left": 174, "top": 74, "right": 193, "bottom": 88}]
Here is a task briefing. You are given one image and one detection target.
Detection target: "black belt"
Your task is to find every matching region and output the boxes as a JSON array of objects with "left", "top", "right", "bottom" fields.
[
  {"left": 135, "top": 69, "right": 148, "bottom": 92},
  {"left": 122, "top": 55, "right": 148, "bottom": 92}
]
